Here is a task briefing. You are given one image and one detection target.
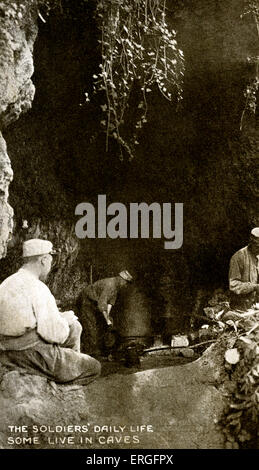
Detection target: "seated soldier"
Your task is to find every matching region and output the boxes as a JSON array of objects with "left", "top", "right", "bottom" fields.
[{"left": 0, "top": 239, "right": 101, "bottom": 385}]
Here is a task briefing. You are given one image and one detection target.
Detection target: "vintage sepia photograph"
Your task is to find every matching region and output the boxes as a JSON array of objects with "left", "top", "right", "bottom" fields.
[{"left": 0, "top": 0, "right": 258, "bottom": 459}]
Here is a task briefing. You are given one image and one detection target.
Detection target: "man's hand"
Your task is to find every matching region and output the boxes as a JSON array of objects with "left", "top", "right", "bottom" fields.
[{"left": 61, "top": 310, "right": 78, "bottom": 326}]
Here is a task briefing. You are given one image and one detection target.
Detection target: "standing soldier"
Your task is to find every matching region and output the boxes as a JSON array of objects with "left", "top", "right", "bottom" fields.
[{"left": 76, "top": 270, "right": 133, "bottom": 357}]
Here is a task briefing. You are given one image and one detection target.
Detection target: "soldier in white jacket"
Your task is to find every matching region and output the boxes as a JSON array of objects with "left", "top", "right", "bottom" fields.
[{"left": 0, "top": 239, "right": 101, "bottom": 385}]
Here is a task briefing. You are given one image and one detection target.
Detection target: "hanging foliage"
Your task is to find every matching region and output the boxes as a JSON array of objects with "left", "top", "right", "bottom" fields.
[
  {"left": 240, "top": 0, "right": 259, "bottom": 130},
  {"left": 90, "top": 0, "right": 184, "bottom": 159}
]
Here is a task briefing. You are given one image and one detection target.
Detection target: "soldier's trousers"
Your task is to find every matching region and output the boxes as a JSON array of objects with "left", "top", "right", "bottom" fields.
[
  {"left": 76, "top": 295, "right": 108, "bottom": 357},
  {"left": 0, "top": 321, "right": 101, "bottom": 385}
]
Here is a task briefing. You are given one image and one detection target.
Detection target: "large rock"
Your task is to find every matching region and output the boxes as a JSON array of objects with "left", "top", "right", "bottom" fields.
[
  {"left": 0, "top": 366, "right": 87, "bottom": 448},
  {"left": 82, "top": 346, "right": 226, "bottom": 449},
  {"left": 0, "top": 343, "right": 227, "bottom": 449}
]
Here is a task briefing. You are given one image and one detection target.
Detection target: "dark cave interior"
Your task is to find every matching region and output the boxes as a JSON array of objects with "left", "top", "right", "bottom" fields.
[{"left": 0, "top": 0, "right": 258, "bottom": 339}]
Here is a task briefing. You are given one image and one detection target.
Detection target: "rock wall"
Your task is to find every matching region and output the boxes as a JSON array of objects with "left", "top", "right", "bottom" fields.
[
  {"left": 1, "top": 217, "right": 84, "bottom": 305},
  {"left": 0, "top": 0, "right": 38, "bottom": 257},
  {"left": 0, "top": 133, "right": 13, "bottom": 257}
]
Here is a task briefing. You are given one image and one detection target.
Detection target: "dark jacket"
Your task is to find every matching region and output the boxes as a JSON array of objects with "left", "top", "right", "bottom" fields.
[{"left": 84, "top": 277, "right": 121, "bottom": 313}]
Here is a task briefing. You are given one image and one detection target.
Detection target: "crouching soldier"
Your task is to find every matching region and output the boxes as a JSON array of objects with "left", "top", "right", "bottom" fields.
[
  {"left": 0, "top": 239, "right": 101, "bottom": 385},
  {"left": 76, "top": 270, "right": 133, "bottom": 357}
]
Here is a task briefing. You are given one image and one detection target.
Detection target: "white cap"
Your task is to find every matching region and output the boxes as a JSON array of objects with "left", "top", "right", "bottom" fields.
[
  {"left": 251, "top": 227, "right": 259, "bottom": 238},
  {"left": 22, "top": 239, "right": 57, "bottom": 257},
  {"left": 119, "top": 270, "right": 133, "bottom": 282}
]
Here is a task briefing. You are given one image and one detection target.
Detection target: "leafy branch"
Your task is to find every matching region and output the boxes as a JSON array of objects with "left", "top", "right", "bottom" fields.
[
  {"left": 220, "top": 311, "right": 259, "bottom": 448},
  {"left": 201, "top": 291, "right": 259, "bottom": 448},
  {"left": 89, "top": 0, "right": 184, "bottom": 159}
]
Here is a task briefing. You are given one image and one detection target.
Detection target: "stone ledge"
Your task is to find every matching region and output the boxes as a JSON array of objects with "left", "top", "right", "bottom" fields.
[{"left": 0, "top": 343, "right": 227, "bottom": 449}]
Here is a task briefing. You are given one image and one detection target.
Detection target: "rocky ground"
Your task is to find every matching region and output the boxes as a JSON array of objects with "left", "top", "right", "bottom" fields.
[{"left": 0, "top": 341, "right": 229, "bottom": 450}]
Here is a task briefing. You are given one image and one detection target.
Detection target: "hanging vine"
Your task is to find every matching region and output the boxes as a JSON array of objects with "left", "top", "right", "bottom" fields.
[
  {"left": 89, "top": 0, "right": 184, "bottom": 159},
  {"left": 240, "top": 0, "right": 259, "bottom": 130}
]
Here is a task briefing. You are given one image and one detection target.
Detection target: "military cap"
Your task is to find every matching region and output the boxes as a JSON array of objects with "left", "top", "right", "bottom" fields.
[
  {"left": 119, "top": 270, "right": 133, "bottom": 282},
  {"left": 22, "top": 239, "right": 57, "bottom": 257},
  {"left": 251, "top": 227, "right": 259, "bottom": 238}
]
